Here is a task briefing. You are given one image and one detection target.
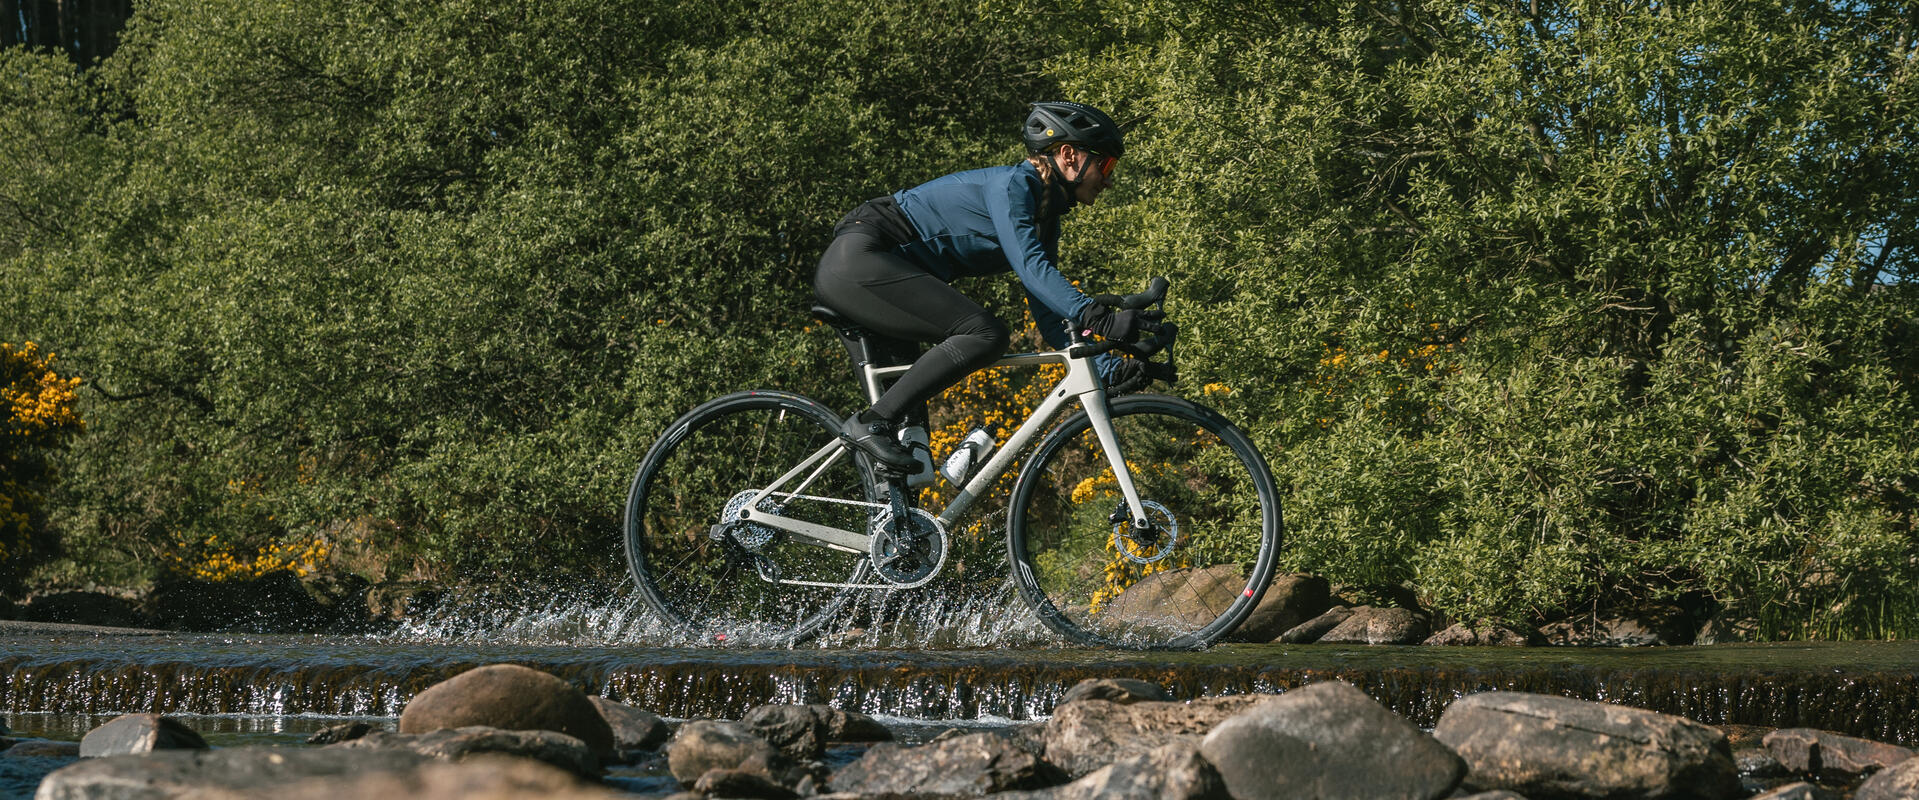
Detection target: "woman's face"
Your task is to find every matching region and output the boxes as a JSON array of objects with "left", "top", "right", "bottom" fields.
[{"left": 1062, "top": 145, "right": 1115, "bottom": 206}]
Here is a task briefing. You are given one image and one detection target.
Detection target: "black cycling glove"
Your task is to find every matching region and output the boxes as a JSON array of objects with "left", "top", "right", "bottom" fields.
[
  {"left": 1078, "top": 304, "right": 1164, "bottom": 343},
  {"left": 1105, "top": 358, "right": 1151, "bottom": 394}
]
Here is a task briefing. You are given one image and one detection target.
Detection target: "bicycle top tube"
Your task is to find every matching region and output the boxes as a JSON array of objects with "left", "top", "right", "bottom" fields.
[{"left": 866, "top": 348, "right": 1073, "bottom": 381}]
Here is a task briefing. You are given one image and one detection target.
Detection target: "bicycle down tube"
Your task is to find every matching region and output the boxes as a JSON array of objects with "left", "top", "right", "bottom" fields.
[{"left": 737, "top": 346, "right": 1152, "bottom": 553}]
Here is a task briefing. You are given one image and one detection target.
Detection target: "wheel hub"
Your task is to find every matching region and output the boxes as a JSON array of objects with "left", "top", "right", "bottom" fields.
[{"left": 1112, "top": 499, "right": 1178, "bottom": 565}]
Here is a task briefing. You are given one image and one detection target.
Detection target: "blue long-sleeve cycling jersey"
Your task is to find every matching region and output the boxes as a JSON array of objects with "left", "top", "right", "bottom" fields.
[{"left": 891, "top": 162, "right": 1093, "bottom": 350}]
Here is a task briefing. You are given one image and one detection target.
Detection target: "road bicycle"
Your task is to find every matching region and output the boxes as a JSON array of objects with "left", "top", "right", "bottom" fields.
[{"left": 622, "top": 278, "right": 1282, "bottom": 649}]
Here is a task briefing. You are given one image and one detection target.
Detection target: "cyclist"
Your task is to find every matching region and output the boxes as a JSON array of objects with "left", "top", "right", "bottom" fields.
[{"left": 814, "top": 101, "right": 1162, "bottom": 476}]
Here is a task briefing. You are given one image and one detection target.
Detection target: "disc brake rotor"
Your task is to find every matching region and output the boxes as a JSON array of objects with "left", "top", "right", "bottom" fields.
[{"left": 1112, "top": 499, "right": 1178, "bottom": 565}]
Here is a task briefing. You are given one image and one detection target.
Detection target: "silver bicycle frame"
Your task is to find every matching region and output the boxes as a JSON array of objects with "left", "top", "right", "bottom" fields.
[{"left": 739, "top": 346, "right": 1150, "bottom": 554}]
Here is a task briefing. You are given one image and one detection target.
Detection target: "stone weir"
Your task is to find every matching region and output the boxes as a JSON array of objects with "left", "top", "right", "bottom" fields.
[{"left": 2, "top": 630, "right": 1914, "bottom": 746}]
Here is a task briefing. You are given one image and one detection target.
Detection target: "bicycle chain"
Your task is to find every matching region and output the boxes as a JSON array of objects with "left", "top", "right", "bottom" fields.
[{"left": 733, "top": 491, "right": 946, "bottom": 590}]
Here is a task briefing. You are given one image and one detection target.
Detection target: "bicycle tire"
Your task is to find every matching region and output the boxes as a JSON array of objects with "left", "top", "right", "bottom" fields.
[
  {"left": 624, "top": 390, "right": 873, "bottom": 645},
  {"left": 1006, "top": 394, "right": 1281, "bottom": 649}
]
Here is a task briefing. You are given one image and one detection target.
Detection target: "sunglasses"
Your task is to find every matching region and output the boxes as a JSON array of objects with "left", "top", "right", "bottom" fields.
[{"left": 1080, "top": 146, "right": 1119, "bottom": 178}]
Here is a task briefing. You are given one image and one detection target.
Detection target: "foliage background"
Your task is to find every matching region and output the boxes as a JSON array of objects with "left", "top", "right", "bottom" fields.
[{"left": 3, "top": 0, "right": 1914, "bottom": 638}]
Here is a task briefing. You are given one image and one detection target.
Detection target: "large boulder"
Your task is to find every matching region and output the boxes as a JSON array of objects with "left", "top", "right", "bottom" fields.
[
  {"left": 1317, "top": 606, "right": 1430, "bottom": 645},
  {"left": 1762, "top": 728, "right": 1913, "bottom": 781},
  {"left": 1423, "top": 622, "right": 1541, "bottom": 647},
  {"left": 828, "top": 730, "right": 1066, "bottom": 796},
  {"left": 589, "top": 697, "right": 670, "bottom": 753},
  {"left": 1278, "top": 606, "right": 1355, "bottom": 644},
  {"left": 1199, "top": 680, "right": 1464, "bottom": 800},
  {"left": 1857, "top": 757, "right": 1919, "bottom": 800},
  {"left": 1433, "top": 691, "right": 1740, "bottom": 800},
  {"left": 339, "top": 726, "right": 598, "bottom": 777},
  {"left": 1040, "top": 694, "right": 1266, "bottom": 777},
  {"left": 1229, "top": 573, "right": 1331, "bottom": 643},
  {"left": 664, "top": 720, "right": 789, "bottom": 787},
  {"left": 1102, "top": 564, "right": 1247, "bottom": 634},
  {"left": 1057, "top": 678, "right": 1171, "bottom": 707},
  {"left": 742, "top": 705, "right": 830, "bottom": 761},
  {"left": 398, "top": 664, "right": 613, "bottom": 760},
  {"left": 268, "top": 755, "right": 624, "bottom": 800},
  {"left": 78, "top": 714, "right": 208, "bottom": 757},
  {"left": 33, "top": 746, "right": 430, "bottom": 800},
  {"left": 995, "top": 741, "right": 1229, "bottom": 800}
]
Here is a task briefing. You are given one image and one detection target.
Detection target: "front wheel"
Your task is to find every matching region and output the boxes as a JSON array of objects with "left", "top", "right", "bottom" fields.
[
  {"left": 1007, "top": 394, "right": 1281, "bottom": 649},
  {"left": 624, "top": 391, "right": 874, "bottom": 645}
]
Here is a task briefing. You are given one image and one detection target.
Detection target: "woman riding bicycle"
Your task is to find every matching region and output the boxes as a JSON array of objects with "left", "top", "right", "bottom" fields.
[{"left": 814, "top": 101, "right": 1162, "bottom": 476}]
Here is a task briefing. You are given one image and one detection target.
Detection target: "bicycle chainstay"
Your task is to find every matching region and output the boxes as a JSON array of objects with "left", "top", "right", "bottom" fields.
[{"left": 725, "top": 490, "right": 949, "bottom": 590}]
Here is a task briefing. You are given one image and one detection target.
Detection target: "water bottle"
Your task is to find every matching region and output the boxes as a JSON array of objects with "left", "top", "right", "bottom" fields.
[
  {"left": 896, "top": 425, "right": 936, "bottom": 488},
  {"left": 940, "top": 428, "right": 996, "bottom": 486}
]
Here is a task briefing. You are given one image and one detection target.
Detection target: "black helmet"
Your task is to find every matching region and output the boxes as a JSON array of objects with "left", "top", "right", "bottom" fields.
[{"left": 1023, "top": 101, "right": 1125, "bottom": 158}]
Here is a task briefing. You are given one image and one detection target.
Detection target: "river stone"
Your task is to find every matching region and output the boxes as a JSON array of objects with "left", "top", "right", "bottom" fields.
[
  {"left": 398, "top": 663, "right": 613, "bottom": 759},
  {"left": 1318, "top": 605, "right": 1431, "bottom": 645},
  {"left": 828, "top": 730, "right": 1066, "bottom": 796},
  {"left": 1454, "top": 793, "right": 1529, "bottom": 800},
  {"left": 812, "top": 705, "right": 890, "bottom": 742},
  {"left": 1433, "top": 691, "right": 1741, "bottom": 799},
  {"left": 1058, "top": 678, "right": 1171, "bottom": 707},
  {"left": 305, "top": 721, "right": 373, "bottom": 744},
  {"left": 744, "top": 704, "right": 830, "bottom": 760},
  {"left": 1750, "top": 782, "right": 1838, "bottom": 800},
  {"left": 1230, "top": 573, "right": 1331, "bottom": 643},
  {"left": 339, "top": 726, "right": 597, "bottom": 777},
  {"left": 1538, "top": 603, "right": 1697, "bottom": 646},
  {"left": 1424, "top": 622, "right": 1540, "bottom": 647},
  {"left": 1278, "top": 605, "right": 1354, "bottom": 643},
  {"left": 79, "top": 713, "right": 209, "bottom": 757},
  {"left": 1763, "top": 728, "right": 1914, "bottom": 780},
  {"left": 7, "top": 740, "right": 80, "bottom": 757},
  {"left": 33, "top": 746, "right": 430, "bottom": 800},
  {"left": 1040, "top": 694, "right": 1267, "bottom": 777},
  {"left": 693, "top": 767, "right": 800, "bottom": 799},
  {"left": 1739, "top": 749, "right": 1792, "bottom": 779},
  {"left": 266, "top": 754, "right": 624, "bottom": 800},
  {"left": 665, "top": 719, "right": 788, "bottom": 786},
  {"left": 1199, "top": 680, "right": 1465, "bottom": 800},
  {"left": 1857, "top": 757, "right": 1919, "bottom": 800},
  {"left": 995, "top": 741, "right": 1229, "bottom": 800},
  {"left": 1101, "top": 563, "right": 1247, "bottom": 634},
  {"left": 590, "top": 696, "right": 670, "bottom": 752}
]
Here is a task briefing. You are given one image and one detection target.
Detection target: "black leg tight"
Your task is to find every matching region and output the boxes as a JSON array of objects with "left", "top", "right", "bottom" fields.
[{"left": 814, "top": 232, "right": 1010, "bottom": 421}]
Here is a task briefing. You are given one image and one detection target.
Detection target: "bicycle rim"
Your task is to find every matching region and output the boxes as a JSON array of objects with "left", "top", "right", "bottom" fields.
[
  {"left": 1007, "top": 394, "right": 1280, "bottom": 649},
  {"left": 624, "top": 391, "right": 873, "bottom": 645}
]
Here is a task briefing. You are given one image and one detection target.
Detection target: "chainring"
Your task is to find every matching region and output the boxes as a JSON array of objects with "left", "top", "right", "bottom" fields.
[{"left": 867, "top": 507, "right": 947, "bottom": 588}]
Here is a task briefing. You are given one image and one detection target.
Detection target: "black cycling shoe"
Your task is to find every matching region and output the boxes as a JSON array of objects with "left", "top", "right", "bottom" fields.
[{"left": 840, "top": 410, "right": 922, "bottom": 474}]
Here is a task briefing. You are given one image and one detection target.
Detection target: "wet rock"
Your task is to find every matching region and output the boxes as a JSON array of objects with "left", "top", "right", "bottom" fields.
[
  {"left": 1538, "top": 603, "right": 1697, "bottom": 646},
  {"left": 665, "top": 720, "right": 788, "bottom": 786},
  {"left": 1230, "top": 573, "right": 1331, "bottom": 643},
  {"left": 590, "top": 696, "right": 670, "bottom": 752},
  {"left": 693, "top": 767, "right": 799, "bottom": 799},
  {"left": 268, "top": 754, "right": 625, "bottom": 800},
  {"left": 6, "top": 740, "right": 80, "bottom": 758},
  {"left": 21, "top": 591, "right": 144, "bottom": 628},
  {"left": 1453, "top": 793, "right": 1529, "bottom": 800},
  {"left": 398, "top": 663, "right": 614, "bottom": 760},
  {"left": 340, "top": 726, "right": 598, "bottom": 777},
  {"left": 1102, "top": 563, "right": 1247, "bottom": 634},
  {"left": 1433, "top": 691, "right": 1741, "bottom": 800},
  {"left": 744, "top": 704, "right": 830, "bottom": 760},
  {"left": 996, "top": 741, "right": 1229, "bottom": 800},
  {"left": 1318, "top": 605, "right": 1430, "bottom": 645},
  {"left": 1199, "top": 680, "right": 1465, "bottom": 800},
  {"left": 1041, "top": 694, "right": 1265, "bottom": 777},
  {"left": 305, "top": 721, "right": 373, "bottom": 744},
  {"left": 79, "top": 713, "right": 209, "bottom": 757},
  {"left": 1763, "top": 728, "right": 1914, "bottom": 780},
  {"left": 34, "top": 746, "right": 430, "bottom": 799},
  {"left": 1857, "top": 757, "right": 1919, "bottom": 800},
  {"left": 1738, "top": 749, "right": 1791, "bottom": 779},
  {"left": 1750, "top": 782, "right": 1838, "bottom": 800},
  {"left": 1278, "top": 605, "right": 1354, "bottom": 643},
  {"left": 1423, "top": 621, "right": 1541, "bottom": 647},
  {"left": 365, "top": 581, "right": 445, "bottom": 622},
  {"left": 812, "top": 705, "right": 890, "bottom": 743},
  {"left": 1058, "top": 678, "right": 1171, "bottom": 707},
  {"left": 828, "top": 730, "right": 1066, "bottom": 796}
]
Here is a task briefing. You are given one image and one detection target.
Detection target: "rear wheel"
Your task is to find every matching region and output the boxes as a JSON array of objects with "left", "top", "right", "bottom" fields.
[
  {"left": 1006, "top": 394, "right": 1281, "bottom": 649},
  {"left": 624, "top": 391, "right": 874, "bottom": 644}
]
